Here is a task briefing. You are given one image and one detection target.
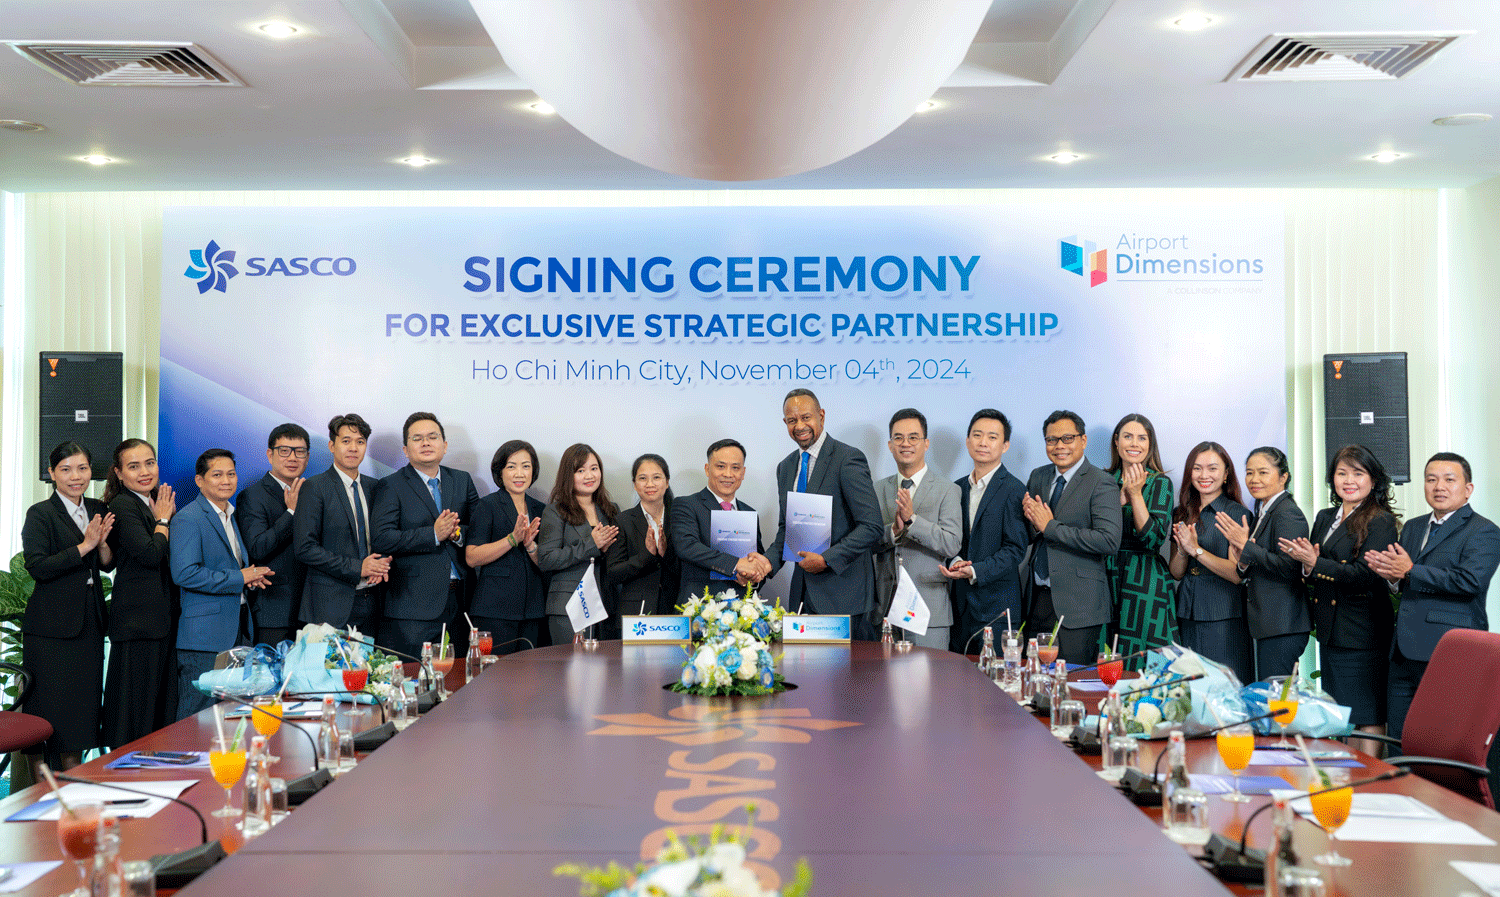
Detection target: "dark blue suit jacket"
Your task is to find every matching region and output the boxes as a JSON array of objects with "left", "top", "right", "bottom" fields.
[
  {"left": 170, "top": 494, "right": 250, "bottom": 652},
  {"left": 236, "top": 473, "right": 303, "bottom": 633},
  {"left": 953, "top": 465, "right": 1028, "bottom": 628},
  {"left": 293, "top": 467, "right": 382, "bottom": 626},
  {"left": 468, "top": 491, "right": 548, "bottom": 621},
  {"left": 372, "top": 465, "right": 477, "bottom": 622},
  {"left": 768, "top": 436, "right": 883, "bottom": 617},
  {"left": 1394, "top": 503, "right": 1500, "bottom": 661},
  {"left": 671, "top": 487, "right": 762, "bottom": 606}
]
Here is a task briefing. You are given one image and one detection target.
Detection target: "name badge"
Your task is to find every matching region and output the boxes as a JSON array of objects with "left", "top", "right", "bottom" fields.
[
  {"left": 782, "top": 614, "right": 852, "bottom": 644},
  {"left": 621, "top": 615, "right": 691, "bottom": 644}
]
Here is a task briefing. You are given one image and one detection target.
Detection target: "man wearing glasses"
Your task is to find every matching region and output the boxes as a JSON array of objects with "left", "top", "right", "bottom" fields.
[
  {"left": 1020, "top": 410, "right": 1121, "bottom": 664},
  {"left": 236, "top": 423, "right": 310, "bottom": 647}
]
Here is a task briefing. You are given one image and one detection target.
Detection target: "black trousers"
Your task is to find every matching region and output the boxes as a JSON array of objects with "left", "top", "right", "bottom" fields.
[{"left": 1025, "top": 585, "right": 1103, "bottom": 666}]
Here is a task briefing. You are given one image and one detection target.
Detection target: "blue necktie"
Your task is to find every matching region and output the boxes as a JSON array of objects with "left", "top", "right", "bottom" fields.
[
  {"left": 1035, "top": 474, "right": 1065, "bottom": 580},
  {"left": 351, "top": 478, "right": 368, "bottom": 558},
  {"left": 429, "top": 476, "right": 459, "bottom": 579},
  {"left": 795, "top": 452, "right": 810, "bottom": 492}
]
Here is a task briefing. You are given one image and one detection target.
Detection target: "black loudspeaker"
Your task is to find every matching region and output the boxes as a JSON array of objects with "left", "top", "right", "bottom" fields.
[
  {"left": 38, "top": 352, "right": 124, "bottom": 482},
  {"left": 1323, "top": 352, "right": 1409, "bottom": 484}
]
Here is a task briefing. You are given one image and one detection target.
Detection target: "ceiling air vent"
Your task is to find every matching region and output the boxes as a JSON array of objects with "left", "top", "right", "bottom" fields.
[
  {"left": 1227, "top": 32, "right": 1470, "bottom": 82},
  {"left": 5, "top": 41, "right": 245, "bottom": 87}
]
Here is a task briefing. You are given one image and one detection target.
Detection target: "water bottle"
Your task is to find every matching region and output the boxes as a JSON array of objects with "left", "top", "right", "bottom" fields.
[
  {"left": 418, "top": 641, "right": 435, "bottom": 694},
  {"left": 388, "top": 660, "right": 414, "bottom": 730},
  {"left": 91, "top": 817, "right": 122, "bottom": 897},
  {"left": 241, "top": 735, "right": 270, "bottom": 837},
  {"left": 317, "top": 696, "right": 340, "bottom": 771},
  {"left": 1162, "top": 730, "right": 1209, "bottom": 845},
  {"left": 976, "top": 626, "right": 996, "bottom": 675},
  {"left": 1023, "top": 637, "right": 1041, "bottom": 699},
  {"left": 466, "top": 628, "right": 484, "bottom": 683},
  {"left": 1265, "top": 794, "right": 1295, "bottom": 897},
  {"left": 880, "top": 619, "right": 893, "bottom": 645}
]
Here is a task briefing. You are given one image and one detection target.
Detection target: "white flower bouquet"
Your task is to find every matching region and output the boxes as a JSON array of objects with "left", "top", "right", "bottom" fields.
[{"left": 672, "top": 586, "right": 787, "bottom": 697}]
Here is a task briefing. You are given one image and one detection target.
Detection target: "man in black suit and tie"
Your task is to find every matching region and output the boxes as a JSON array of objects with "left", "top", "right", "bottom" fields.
[
  {"left": 1367, "top": 452, "right": 1500, "bottom": 740},
  {"left": 293, "top": 413, "right": 391, "bottom": 633},
  {"left": 940, "top": 409, "right": 1028, "bottom": 655},
  {"left": 371, "top": 412, "right": 478, "bottom": 658},
  {"left": 235, "top": 423, "right": 310, "bottom": 646},
  {"left": 768, "top": 389, "right": 884, "bottom": 640},
  {"left": 1021, "top": 410, "right": 1122, "bottom": 664},
  {"left": 672, "top": 439, "right": 772, "bottom": 604}
]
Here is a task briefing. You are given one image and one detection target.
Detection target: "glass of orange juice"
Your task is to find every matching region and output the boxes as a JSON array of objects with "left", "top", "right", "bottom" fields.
[
  {"left": 1310, "top": 768, "right": 1353, "bottom": 866},
  {"left": 209, "top": 737, "right": 248, "bottom": 818},
  {"left": 1216, "top": 723, "right": 1255, "bottom": 802},
  {"left": 252, "top": 695, "right": 282, "bottom": 762},
  {"left": 1266, "top": 676, "right": 1299, "bottom": 749}
]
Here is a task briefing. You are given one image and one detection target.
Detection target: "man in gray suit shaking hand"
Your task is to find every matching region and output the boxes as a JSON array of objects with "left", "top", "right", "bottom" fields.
[{"left": 1021, "top": 410, "right": 1122, "bottom": 664}]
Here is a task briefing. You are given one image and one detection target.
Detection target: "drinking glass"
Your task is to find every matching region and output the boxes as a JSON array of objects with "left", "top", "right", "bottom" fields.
[
  {"left": 341, "top": 661, "right": 369, "bottom": 695},
  {"left": 1036, "top": 641, "right": 1060, "bottom": 667},
  {"left": 430, "top": 643, "right": 456, "bottom": 699},
  {"left": 208, "top": 738, "right": 247, "bottom": 818},
  {"left": 1279, "top": 866, "right": 1328, "bottom": 896},
  {"left": 251, "top": 695, "right": 282, "bottom": 762},
  {"left": 1164, "top": 786, "right": 1211, "bottom": 845},
  {"left": 1053, "top": 699, "right": 1086, "bottom": 738},
  {"left": 1216, "top": 723, "right": 1255, "bottom": 802},
  {"left": 1100, "top": 735, "right": 1141, "bottom": 782},
  {"left": 55, "top": 799, "right": 102, "bottom": 897},
  {"left": 268, "top": 778, "right": 289, "bottom": 824},
  {"left": 1310, "top": 768, "right": 1353, "bottom": 866},
  {"left": 337, "top": 729, "right": 358, "bottom": 774},
  {"left": 477, "top": 630, "right": 494, "bottom": 656},
  {"left": 1266, "top": 675, "right": 1300, "bottom": 749},
  {"left": 1096, "top": 651, "right": 1124, "bottom": 688}
]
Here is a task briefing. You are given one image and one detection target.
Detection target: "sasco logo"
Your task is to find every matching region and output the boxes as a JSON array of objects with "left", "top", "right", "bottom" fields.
[
  {"left": 184, "top": 240, "right": 238, "bottom": 294},
  {"left": 1059, "top": 235, "right": 1107, "bottom": 287},
  {"left": 632, "top": 621, "right": 648, "bottom": 637},
  {"left": 184, "top": 239, "right": 358, "bottom": 293}
]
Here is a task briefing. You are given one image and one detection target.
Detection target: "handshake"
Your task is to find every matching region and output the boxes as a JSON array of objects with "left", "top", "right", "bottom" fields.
[{"left": 734, "top": 552, "right": 774, "bottom": 586}]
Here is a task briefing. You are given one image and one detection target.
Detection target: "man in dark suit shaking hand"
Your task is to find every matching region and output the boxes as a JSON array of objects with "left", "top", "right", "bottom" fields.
[
  {"left": 1367, "top": 451, "right": 1500, "bottom": 740},
  {"left": 1021, "top": 410, "right": 1122, "bottom": 664},
  {"left": 235, "top": 423, "right": 310, "bottom": 647},
  {"left": 768, "top": 389, "right": 884, "bottom": 640},
  {"left": 372, "top": 412, "right": 478, "bottom": 658}
]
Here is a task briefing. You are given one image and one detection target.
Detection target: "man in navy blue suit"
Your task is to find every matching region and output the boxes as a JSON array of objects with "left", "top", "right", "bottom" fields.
[
  {"left": 768, "top": 389, "right": 884, "bottom": 640},
  {"left": 940, "top": 409, "right": 1027, "bottom": 655},
  {"left": 371, "top": 412, "right": 478, "bottom": 658},
  {"left": 170, "top": 449, "right": 272, "bottom": 720},
  {"left": 235, "top": 423, "right": 310, "bottom": 646},
  {"left": 672, "top": 438, "right": 771, "bottom": 604},
  {"left": 1367, "top": 451, "right": 1500, "bottom": 740},
  {"left": 294, "top": 413, "right": 390, "bottom": 631}
]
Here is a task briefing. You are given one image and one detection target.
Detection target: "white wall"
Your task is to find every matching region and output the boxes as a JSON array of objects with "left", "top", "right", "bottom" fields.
[{"left": 3, "top": 185, "right": 1493, "bottom": 624}]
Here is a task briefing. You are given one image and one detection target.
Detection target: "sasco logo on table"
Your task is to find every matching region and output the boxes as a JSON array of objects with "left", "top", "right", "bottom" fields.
[
  {"left": 183, "top": 239, "right": 357, "bottom": 293},
  {"left": 1059, "top": 235, "right": 1107, "bottom": 288},
  {"left": 632, "top": 620, "right": 648, "bottom": 637}
]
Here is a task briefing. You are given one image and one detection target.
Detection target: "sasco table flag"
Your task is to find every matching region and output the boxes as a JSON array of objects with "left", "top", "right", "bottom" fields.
[{"left": 566, "top": 560, "right": 609, "bottom": 633}]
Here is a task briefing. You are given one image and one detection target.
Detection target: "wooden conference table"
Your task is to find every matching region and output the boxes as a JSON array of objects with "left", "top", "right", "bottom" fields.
[{"left": 0, "top": 643, "right": 1496, "bottom": 896}]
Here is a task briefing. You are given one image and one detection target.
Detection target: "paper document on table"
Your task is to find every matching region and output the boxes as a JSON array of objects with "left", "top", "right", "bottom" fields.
[
  {"left": 1452, "top": 860, "right": 1500, "bottom": 896},
  {"left": 5, "top": 780, "right": 198, "bottom": 821},
  {"left": 1249, "top": 749, "right": 1362, "bottom": 768},
  {"left": 0, "top": 861, "right": 62, "bottom": 893},
  {"left": 1271, "top": 791, "right": 1496, "bottom": 845},
  {"left": 782, "top": 492, "right": 832, "bottom": 562},
  {"left": 1070, "top": 679, "right": 1111, "bottom": 692}
]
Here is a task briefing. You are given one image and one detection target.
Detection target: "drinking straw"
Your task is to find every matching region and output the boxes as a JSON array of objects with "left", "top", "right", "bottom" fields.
[
  {"left": 1111, "top": 633, "right": 1119, "bottom": 655},
  {"left": 1048, "top": 615, "right": 1065, "bottom": 647},
  {"left": 1295, "top": 733, "right": 1331, "bottom": 787},
  {"left": 37, "top": 763, "right": 76, "bottom": 817},
  {"left": 213, "top": 703, "right": 228, "bottom": 748},
  {"left": 464, "top": 612, "right": 475, "bottom": 630}
]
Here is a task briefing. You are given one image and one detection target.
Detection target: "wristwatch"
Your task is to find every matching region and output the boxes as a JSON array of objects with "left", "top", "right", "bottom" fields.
[
  {"left": 156, "top": 518, "right": 170, "bottom": 527},
  {"left": 1194, "top": 547, "right": 1203, "bottom": 557}
]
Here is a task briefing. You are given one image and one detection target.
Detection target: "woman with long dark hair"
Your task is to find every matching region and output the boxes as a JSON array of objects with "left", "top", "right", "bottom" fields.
[
  {"left": 1215, "top": 446, "right": 1312, "bottom": 680},
  {"left": 1168, "top": 441, "right": 1254, "bottom": 683},
  {"left": 608, "top": 453, "right": 680, "bottom": 615},
  {"left": 100, "top": 438, "right": 178, "bottom": 747},
  {"left": 21, "top": 442, "right": 114, "bottom": 774},
  {"left": 466, "top": 440, "right": 548, "bottom": 654},
  {"left": 1279, "top": 444, "right": 1401, "bottom": 749},
  {"left": 536, "top": 444, "right": 619, "bottom": 645},
  {"left": 1103, "top": 414, "right": 1175, "bottom": 663}
]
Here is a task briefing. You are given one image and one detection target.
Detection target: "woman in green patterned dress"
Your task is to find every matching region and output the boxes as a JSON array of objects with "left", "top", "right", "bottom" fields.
[{"left": 1103, "top": 414, "right": 1176, "bottom": 665}]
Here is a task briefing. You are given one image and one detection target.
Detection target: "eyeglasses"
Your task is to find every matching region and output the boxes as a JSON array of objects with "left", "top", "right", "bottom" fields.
[
  {"left": 273, "top": 446, "right": 309, "bottom": 458},
  {"left": 408, "top": 434, "right": 443, "bottom": 445},
  {"left": 889, "top": 435, "right": 925, "bottom": 445},
  {"left": 1044, "top": 434, "right": 1080, "bottom": 447}
]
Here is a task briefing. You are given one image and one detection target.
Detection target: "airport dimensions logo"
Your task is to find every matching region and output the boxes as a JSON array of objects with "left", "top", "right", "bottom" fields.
[
  {"left": 184, "top": 240, "right": 239, "bottom": 294},
  {"left": 1059, "top": 235, "right": 1107, "bottom": 287}
]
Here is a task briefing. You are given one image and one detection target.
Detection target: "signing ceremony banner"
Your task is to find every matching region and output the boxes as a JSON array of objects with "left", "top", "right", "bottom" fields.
[{"left": 160, "top": 204, "right": 1284, "bottom": 575}]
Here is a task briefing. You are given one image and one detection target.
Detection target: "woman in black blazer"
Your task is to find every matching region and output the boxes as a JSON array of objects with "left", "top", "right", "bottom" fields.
[
  {"left": 466, "top": 440, "right": 548, "bottom": 655},
  {"left": 1216, "top": 446, "right": 1312, "bottom": 680},
  {"left": 607, "top": 454, "right": 681, "bottom": 615},
  {"left": 21, "top": 442, "right": 114, "bottom": 773},
  {"left": 1279, "top": 445, "right": 1401, "bottom": 744},
  {"left": 537, "top": 444, "right": 620, "bottom": 646},
  {"left": 1169, "top": 442, "right": 1254, "bottom": 684},
  {"left": 100, "top": 438, "right": 178, "bottom": 748}
]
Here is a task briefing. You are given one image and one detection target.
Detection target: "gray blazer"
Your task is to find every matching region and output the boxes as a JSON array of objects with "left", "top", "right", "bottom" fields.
[
  {"left": 536, "top": 504, "right": 609, "bottom": 616},
  {"left": 873, "top": 472, "right": 962, "bottom": 626},
  {"left": 1022, "top": 458, "right": 1123, "bottom": 629}
]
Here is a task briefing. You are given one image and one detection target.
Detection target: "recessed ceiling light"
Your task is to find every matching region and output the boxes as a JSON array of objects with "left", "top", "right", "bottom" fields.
[
  {"left": 1172, "top": 12, "right": 1214, "bottom": 31},
  {"left": 1369, "top": 151, "right": 1404, "bottom": 163},
  {"left": 80, "top": 154, "right": 113, "bottom": 165},
  {"left": 1049, "top": 151, "right": 1083, "bottom": 164},
  {"left": 1432, "top": 113, "right": 1491, "bottom": 126},
  {"left": 915, "top": 99, "right": 940, "bottom": 114},
  {"left": 257, "top": 22, "right": 300, "bottom": 39},
  {"left": 398, "top": 156, "right": 434, "bottom": 168},
  {"left": 0, "top": 119, "right": 46, "bottom": 132},
  {"left": 527, "top": 100, "right": 556, "bottom": 116}
]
